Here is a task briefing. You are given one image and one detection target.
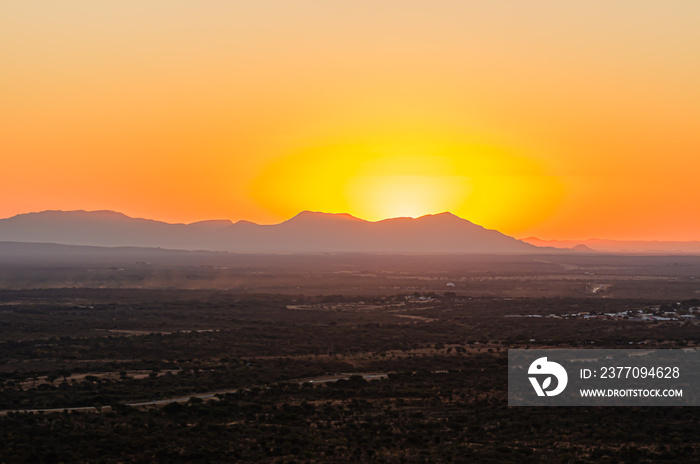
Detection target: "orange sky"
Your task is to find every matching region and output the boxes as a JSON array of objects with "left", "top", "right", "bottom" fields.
[{"left": 2, "top": 1, "right": 699, "bottom": 240}]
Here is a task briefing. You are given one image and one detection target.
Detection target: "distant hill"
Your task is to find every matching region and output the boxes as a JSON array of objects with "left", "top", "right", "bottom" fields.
[
  {"left": 0, "top": 210, "right": 539, "bottom": 254},
  {"left": 522, "top": 237, "right": 700, "bottom": 255}
]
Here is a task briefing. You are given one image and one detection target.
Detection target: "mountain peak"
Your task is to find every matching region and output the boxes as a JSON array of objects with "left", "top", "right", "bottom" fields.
[
  {"left": 416, "top": 211, "right": 467, "bottom": 222},
  {"left": 283, "top": 211, "right": 364, "bottom": 224},
  {"left": 571, "top": 244, "right": 595, "bottom": 252},
  {"left": 187, "top": 219, "right": 234, "bottom": 229}
]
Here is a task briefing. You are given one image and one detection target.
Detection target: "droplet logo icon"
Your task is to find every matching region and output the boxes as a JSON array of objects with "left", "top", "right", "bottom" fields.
[{"left": 528, "top": 357, "right": 568, "bottom": 397}]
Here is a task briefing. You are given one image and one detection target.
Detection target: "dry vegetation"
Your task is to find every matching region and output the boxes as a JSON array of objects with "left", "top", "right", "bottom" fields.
[{"left": 1, "top": 253, "right": 700, "bottom": 462}]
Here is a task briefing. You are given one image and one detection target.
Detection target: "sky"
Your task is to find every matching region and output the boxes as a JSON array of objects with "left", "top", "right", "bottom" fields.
[{"left": 2, "top": 1, "right": 699, "bottom": 241}]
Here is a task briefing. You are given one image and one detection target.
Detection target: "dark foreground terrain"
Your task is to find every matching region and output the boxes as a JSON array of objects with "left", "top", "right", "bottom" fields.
[{"left": 1, "top": 252, "right": 700, "bottom": 462}]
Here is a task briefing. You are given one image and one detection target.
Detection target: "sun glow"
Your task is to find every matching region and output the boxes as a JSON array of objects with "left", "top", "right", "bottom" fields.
[
  {"left": 250, "top": 137, "right": 563, "bottom": 233},
  {"left": 346, "top": 174, "right": 472, "bottom": 219}
]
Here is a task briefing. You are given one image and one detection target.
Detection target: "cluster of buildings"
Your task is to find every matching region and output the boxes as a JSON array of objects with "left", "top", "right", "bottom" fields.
[{"left": 507, "top": 304, "right": 700, "bottom": 322}]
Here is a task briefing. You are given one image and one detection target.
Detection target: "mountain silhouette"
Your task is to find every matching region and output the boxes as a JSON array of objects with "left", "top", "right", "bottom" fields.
[{"left": 0, "top": 210, "right": 539, "bottom": 253}]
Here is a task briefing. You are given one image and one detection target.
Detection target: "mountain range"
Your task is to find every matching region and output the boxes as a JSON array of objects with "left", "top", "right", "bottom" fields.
[
  {"left": 0, "top": 210, "right": 540, "bottom": 254},
  {"left": 2, "top": 210, "right": 698, "bottom": 254}
]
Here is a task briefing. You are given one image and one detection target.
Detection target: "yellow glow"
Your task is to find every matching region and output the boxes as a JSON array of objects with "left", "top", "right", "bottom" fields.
[
  {"left": 346, "top": 175, "right": 472, "bottom": 219},
  {"left": 250, "top": 137, "right": 563, "bottom": 233}
]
